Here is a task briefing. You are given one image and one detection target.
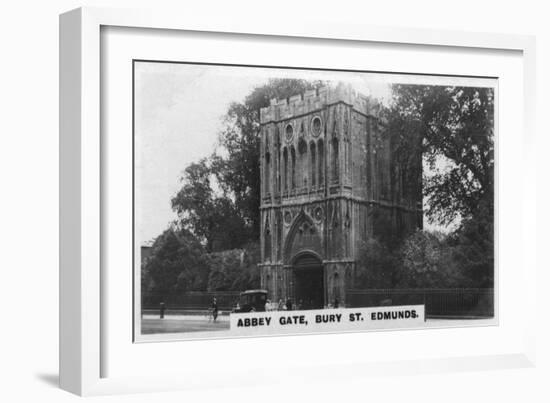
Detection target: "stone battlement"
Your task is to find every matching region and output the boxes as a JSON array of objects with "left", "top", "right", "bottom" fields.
[{"left": 260, "top": 83, "right": 381, "bottom": 124}]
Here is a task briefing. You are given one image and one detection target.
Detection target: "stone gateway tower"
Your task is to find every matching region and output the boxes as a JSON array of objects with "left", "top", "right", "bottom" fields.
[{"left": 258, "top": 84, "right": 422, "bottom": 309}]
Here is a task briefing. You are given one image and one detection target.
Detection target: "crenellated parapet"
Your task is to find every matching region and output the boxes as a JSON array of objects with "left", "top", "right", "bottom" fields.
[{"left": 260, "top": 83, "right": 382, "bottom": 125}]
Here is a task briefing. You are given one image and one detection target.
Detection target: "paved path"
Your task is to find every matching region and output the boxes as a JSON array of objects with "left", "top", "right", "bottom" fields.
[
  {"left": 141, "top": 314, "right": 492, "bottom": 335},
  {"left": 141, "top": 315, "right": 229, "bottom": 334}
]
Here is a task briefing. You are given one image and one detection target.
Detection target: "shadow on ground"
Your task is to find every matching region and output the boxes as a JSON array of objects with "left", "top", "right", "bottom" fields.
[{"left": 35, "top": 373, "right": 59, "bottom": 388}]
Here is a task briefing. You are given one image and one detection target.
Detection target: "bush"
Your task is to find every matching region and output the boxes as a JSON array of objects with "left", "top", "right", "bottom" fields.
[
  {"left": 144, "top": 227, "right": 210, "bottom": 296},
  {"left": 206, "top": 242, "right": 260, "bottom": 291},
  {"left": 395, "top": 230, "right": 473, "bottom": 288},
  {"left": 355, "top": 237, "right": 398, "bottom": 289}
]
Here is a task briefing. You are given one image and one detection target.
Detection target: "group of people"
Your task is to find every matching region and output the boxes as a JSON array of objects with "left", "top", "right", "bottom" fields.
[
  {"left": 205, "top": 296, "right": 343, "bottom": 319},
  {"left": 262, "top": 298, "right": 293, "bottom": 312},
  {"left": 264, "top": 297, "right": 340, "bottom": 311}
]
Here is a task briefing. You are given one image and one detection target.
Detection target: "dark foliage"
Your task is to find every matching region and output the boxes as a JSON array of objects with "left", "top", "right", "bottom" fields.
[
  {"left": 144, "top": 227, "right": 210, "bottom": 296},
  {"left": 206, "top": 242, "right": 261, "bottom": 291},
  {"left": 388, "top": 84, "right": 494, "bottom": 226}
]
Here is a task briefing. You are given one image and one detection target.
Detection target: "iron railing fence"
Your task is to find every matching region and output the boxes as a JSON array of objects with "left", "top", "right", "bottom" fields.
[
  {"left": 346, "top": 288, "right": 494, "bottom": 318},
  {"left": 142, "top": 291, "right": 240, "bottom": 311},
  {"left": 142, "top": 288, "right": 494, "bottom": 318}
]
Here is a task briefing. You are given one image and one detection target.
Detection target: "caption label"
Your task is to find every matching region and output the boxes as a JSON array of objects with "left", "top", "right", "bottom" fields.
[{"left": 230, "top": 305, "right": 425, "bottom": 335}]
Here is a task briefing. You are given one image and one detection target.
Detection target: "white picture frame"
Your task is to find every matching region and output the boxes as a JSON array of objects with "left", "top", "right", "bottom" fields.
[{"left": 59, "top": 6, "right": 537, "bottom": 396}]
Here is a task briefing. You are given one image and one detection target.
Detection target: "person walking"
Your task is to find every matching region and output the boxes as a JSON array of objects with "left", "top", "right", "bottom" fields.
[{"left": 211, "top": 297, "right": 218, "bottom": 322}]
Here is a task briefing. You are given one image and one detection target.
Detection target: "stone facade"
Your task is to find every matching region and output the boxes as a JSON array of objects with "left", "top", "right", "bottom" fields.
[{"left": 258, "top": 84, "right": 422, "bottom": 309}]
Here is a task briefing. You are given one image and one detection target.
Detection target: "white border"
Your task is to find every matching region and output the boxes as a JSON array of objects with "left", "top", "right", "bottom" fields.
[
  {"left": 101, "top": 22, "right": 515, "bottom": 383},
  {"left": 60, "top": 7, "right": 537, "bottom": 396}
]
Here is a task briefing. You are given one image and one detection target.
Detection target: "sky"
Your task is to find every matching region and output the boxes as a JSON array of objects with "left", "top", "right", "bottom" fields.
[{"left": 134, "top": 62, "right": 460, "bottom": 245}]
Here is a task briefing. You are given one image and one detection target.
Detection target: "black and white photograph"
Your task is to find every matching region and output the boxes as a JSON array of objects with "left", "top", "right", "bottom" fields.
[
  {"left": 134, "top": 61, "right": 496, "bottom": 340},
  {"left": 3, "top": 0, "right": 547, "bottom": 399}
]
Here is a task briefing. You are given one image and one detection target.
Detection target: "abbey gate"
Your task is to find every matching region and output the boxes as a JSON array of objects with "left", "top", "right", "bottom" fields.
[{"left": 258, "top": 84, "right": 422, "bottom": 309}]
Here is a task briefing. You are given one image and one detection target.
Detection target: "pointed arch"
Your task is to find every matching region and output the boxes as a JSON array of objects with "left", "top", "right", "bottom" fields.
[{"left": 283, "top": 210, "right": 323, "bottom": 263}]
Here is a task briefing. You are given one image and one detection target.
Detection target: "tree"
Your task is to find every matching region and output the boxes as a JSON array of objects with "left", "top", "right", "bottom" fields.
[
  {"left": 445, "top": 200, "right": 494, "bottom": 288},
  {"left": 143, "top": 227, "right": 210, "bottom": 296},
  {"left": 386, "top": 85, "right": 494, "bottom": 289},
  {"left": 395, "top": 230, "right": 468, "bottom": 288},
  {"left": 206, "top": 242, "right": 260, "bottom": 291},
  {"left": 387, "top": 85, "right": 494, "bottom": 226},
  {"left": 355, "top": 237, "right": 398, "bottom": 289},
  {"left": 210, "top": 78, "right": 324, "bottom": 242},
  {"left": 171, "top": 159, "right": 248, "bottom": 252}
]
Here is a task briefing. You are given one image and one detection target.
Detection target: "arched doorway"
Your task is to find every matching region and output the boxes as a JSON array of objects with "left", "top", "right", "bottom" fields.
[{"left": 293, "top": 253, "right": 324, "bottom": 310}]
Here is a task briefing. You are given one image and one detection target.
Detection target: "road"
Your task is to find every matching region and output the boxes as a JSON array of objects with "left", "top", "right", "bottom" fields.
[
  {"left": 141, "top": 314, "right": 230, "bottom": 334},
  {"left": 141, "top": 313, "right": 492, "bottom": 335}
]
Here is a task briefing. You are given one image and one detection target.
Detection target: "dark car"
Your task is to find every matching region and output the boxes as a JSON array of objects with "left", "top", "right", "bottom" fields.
[{"left": 232, "top": 289, "right": 268, "bottom": 313}]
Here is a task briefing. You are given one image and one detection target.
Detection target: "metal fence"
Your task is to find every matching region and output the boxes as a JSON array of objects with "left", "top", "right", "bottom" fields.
[
  {"left": 142, "top": 291, "right": 241, "bottom": 311},
  {"left": 346, "top": 288, "right": 494, "bottom": 318},
  {"left": 143, "top": 288, "right": 494, "bottom": 318}
]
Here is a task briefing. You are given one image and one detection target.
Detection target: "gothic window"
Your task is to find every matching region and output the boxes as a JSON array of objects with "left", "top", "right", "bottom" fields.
[
  {"left": 310, "top": 142, "right": 316, "bottom": 188},
  {"left": 344, "top": 139, "right": 350, "bottom": 178},
  {"left": 275, "top": 128, "right": 281, "bottom": 194},
  {"left": 318, "top": 139, "right": 324, "bottom": 186},
  {"left": 274, "top": 126, "right": 280, "bottom": 146},
  {"left": 283, "top": 148, "right": 288, "bottom": 193},
  {"left": 276, "top": 211, "right": 283, "bottom": 260},
  {"left": 277, "top": 152, "right": 281, "bottom": 195},
  {"left": 265, "top": 152, "right": 271, "bottom": 194},
  {"left": 264, "top": 216, "right": 271, "bottom": 262},
  {"left": 291, "top": 146, "right": 296, "bottom": 190},
  {"left": 332, "top": 138, "right": 339, "bottom": 182},
  {"left": 332, "top": 205, "right": 339, "bottom": 228},
  {"left": 298, "top": 139, "right": 307, "bottom": 188}
]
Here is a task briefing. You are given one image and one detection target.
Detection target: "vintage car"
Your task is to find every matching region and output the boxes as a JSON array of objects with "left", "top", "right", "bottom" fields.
[{"left": 232, "top": 289, "right": 268, "bottom": 313}]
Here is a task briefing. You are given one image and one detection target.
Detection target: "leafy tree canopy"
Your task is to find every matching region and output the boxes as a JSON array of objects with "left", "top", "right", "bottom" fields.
[
  {"left": 388, "top": 85, "right": 494, "bottom": 226},
  {"left": 210, "top": 78, "right": 324, "bottom": 241},
  {"left": 206, "top": 242, "right": 261, "bottom": 292},
  {"left": 144, "top": 227, "right": 210, "bottom": 295},
  {"left": 396, "top": 230, "right": 467, "bottom": 288}
]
